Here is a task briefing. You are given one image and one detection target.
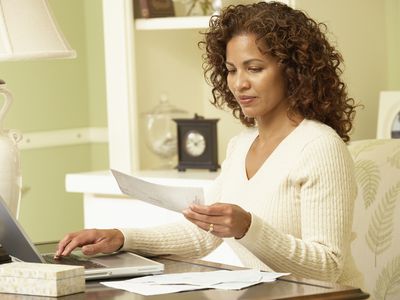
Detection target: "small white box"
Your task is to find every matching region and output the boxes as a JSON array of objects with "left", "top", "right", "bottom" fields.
[{"left": 0, "top": 262, "right": 85, "bottom": 297}]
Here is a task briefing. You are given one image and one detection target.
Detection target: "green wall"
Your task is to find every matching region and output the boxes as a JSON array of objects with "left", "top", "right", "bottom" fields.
[
  {"left": 296, "top": 0, "right": 390, "bottom": 140},
  {"left": 386, "top": 0, "right": 400, "bottom": 90},
  {"left": 0, "top": 0, "right": 107, "bottom": 242},
  {"left": 82, "top": 0, "right": 109, "bottom": 171}
]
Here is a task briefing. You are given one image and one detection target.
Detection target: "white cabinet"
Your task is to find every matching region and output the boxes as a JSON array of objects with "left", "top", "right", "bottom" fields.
[
  {"left": 102, "top": 0, "right": 216, "bottom": 172},
  {"left": 102, "top": 0, "right": 263, "bottom": 172}
]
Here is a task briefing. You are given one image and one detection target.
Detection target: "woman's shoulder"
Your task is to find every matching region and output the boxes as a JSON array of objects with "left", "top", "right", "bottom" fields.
[
  {"left": 300, "top": 119, "right": 340, "bottom": 138},
  {"left": 291, "top": 120, "right": 355, "bottom": 186},
  {"left": 297, "top": 119, "right": 349, "bottom": 155},
  {"left": 297, "top": 119, "right": 344, "bottom": 144}
]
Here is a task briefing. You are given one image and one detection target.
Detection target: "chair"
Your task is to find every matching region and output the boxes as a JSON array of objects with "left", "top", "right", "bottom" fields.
[{"left": 348, "top": 139, "right": 400, "bottom": 300}]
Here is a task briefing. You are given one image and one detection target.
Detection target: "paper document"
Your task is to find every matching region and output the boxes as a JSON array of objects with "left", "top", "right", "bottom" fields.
[
  {"left": 111, "top": 169, "right": 204, "bottom": 212},
  {"left": 101, "top": 269, "right": 290, "bottom": 296}
]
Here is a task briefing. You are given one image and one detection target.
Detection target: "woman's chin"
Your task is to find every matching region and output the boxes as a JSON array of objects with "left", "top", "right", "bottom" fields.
[{"left": 242, "top": 110, "right": 257, "bottom": 119}]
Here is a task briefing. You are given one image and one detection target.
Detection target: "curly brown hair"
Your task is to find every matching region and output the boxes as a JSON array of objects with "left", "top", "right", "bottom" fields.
[{"left": 200, "top": 1, "right": 356, "bottom": 142}]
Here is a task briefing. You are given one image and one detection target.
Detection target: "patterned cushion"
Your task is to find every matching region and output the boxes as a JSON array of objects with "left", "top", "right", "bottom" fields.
[{"left": 348, "top": 139, "right": 400, "bottom": 300}]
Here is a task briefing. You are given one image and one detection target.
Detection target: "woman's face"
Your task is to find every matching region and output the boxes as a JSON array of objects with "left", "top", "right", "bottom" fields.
[{"left": 226, "top": 34, "right": 288, "bottom": 121}]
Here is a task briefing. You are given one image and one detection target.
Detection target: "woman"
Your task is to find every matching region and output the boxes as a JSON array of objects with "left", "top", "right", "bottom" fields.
[{"left": 56, "top": 2, "right": 362, "bottom": 287}]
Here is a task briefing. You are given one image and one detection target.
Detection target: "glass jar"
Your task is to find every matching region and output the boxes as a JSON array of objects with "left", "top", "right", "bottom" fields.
[{"left": 143, "top": 95, "right": 188, "bottom": 168}]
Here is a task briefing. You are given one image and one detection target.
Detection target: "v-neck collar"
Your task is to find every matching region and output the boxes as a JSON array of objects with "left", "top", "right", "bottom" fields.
[{"left": 243, "top": 119, "right": 305, "bottom": 181}]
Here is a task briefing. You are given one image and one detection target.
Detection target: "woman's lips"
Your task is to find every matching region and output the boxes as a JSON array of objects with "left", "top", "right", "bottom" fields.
[{"left": 238, "top": 96, "right": 256, "bottom": 105}]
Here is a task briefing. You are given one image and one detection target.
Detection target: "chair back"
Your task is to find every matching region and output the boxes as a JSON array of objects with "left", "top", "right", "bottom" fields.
[{"left": 348, "top": 139, "right": 400, "bottom": 300}]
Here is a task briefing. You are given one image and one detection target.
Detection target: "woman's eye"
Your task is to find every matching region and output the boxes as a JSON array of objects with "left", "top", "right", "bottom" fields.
[
  {"left": 226, "top": 69, "right": 236, "bottom": 73},
  {"left": 248, "top": 67, "right": 262, "bottom": 73}
]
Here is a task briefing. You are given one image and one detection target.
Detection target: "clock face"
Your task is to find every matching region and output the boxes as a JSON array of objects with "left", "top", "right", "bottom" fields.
[{"left": 184, "top": 130, "right": 206, "bottom": 157}]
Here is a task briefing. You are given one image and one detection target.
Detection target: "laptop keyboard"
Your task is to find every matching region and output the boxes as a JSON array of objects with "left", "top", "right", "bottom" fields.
[{"left": 42, "top": 254, "right": 105, "bottom": 269}]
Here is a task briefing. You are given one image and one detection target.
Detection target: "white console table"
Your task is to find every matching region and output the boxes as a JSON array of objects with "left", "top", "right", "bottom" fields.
[{"left": 65, "top": 170, "right": 217, "bottom": 229}]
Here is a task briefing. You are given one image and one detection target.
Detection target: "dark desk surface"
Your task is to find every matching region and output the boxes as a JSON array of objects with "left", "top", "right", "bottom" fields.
[{"left": 0, "top": 255, "right": 369, "bottom": 300}]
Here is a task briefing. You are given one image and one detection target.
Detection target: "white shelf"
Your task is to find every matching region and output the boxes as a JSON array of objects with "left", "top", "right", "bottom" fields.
[
  {"left": 65, "top": 170, "right": 218, "bottom": 195},
  {"left": 135, "top": 16, "right": 210, "bottom": 30}
]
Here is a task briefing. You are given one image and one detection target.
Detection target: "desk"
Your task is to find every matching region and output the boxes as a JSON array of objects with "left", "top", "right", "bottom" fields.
[{"left": 0, "top": 256, "right": 369, "bottom": 299}]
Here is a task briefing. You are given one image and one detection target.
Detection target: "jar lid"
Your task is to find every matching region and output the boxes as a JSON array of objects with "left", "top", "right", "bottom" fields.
[{"left": 144, "top": 95, "right": 188, "bottom": 116}]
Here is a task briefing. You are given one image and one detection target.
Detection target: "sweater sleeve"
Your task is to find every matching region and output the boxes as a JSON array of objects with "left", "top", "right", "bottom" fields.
[
  {"left": 238, "top": 135, "right": 357, "bottom": 282},
  {"left": 119, "top": 222, "right": 221, "bottom": 258}
]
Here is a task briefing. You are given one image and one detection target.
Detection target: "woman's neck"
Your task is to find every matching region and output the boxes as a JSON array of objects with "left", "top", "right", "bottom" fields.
[{"left": 255, "top": 113, "right": 304, "bottom": 143}]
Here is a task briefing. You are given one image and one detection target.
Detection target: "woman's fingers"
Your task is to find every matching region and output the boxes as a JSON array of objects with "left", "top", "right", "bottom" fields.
[
  {"left": 55, "top": 229, "right": 124, "bottom": 257},
  {"left": 189, "top": 203, "right": 225, "bottom": 216},
  {"left": 183, "top": 213, "right": 236, "bottom": 238},
  {"left": 56, "top": 231, "right": 87, "bottom": 257},
  {"left": 183, "top": 208, "right": 224, "bottom": 224},
  {"left": 81, "top": 239, "right": 110, "bottom": 256},
  {"left": 183, "top": 203, "right": 252, "bottom": 239}
]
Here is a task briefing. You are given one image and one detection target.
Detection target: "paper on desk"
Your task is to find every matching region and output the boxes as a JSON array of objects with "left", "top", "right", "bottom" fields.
[
  {"left": 111, "top": 169, "right": 204, "bottom": 212},
  {"left": 101, "top": 269, "right": 290, "bottom": 296}
]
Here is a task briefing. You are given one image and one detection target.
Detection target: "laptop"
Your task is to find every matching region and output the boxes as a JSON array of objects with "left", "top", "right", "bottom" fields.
[{"left": 0, "top": 196, "right": 164, "bottom": 280}]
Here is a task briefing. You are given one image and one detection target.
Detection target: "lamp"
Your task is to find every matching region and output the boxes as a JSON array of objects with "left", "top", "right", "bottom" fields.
[{"left": 0, "top": 0, "right": 76, "bottom": 218}]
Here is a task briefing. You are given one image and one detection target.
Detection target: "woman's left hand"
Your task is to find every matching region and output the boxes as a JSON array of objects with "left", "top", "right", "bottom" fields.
[{"left": 182, "top": 203, "right": 251, "bottom": 239}]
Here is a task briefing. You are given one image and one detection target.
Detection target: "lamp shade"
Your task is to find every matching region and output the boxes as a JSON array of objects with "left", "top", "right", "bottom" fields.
[{"left": 0, "top": 0, "right": 76, "bottom": 61}]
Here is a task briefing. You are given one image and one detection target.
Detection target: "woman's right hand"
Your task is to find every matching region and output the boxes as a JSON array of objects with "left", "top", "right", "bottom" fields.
[{"left": 55, "top": 229, "right": 124, "bottom": 258}]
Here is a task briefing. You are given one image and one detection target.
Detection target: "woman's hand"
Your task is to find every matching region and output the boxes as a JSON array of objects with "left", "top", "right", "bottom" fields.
[
  {"left": 55, "top": 229, "right": 124, "bottom": 258},
  {"left": 183, "top": 203, "right": 251, "bottom": 239}
]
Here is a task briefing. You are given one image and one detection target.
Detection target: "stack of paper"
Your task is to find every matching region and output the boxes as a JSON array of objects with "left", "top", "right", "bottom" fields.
[{"left": 101, "top": 269, "right": 290, "bottom": 296}]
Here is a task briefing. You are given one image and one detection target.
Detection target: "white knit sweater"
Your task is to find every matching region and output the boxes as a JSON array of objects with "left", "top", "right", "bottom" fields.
[{"left": 119, "top": 119, "right": 363, "bottom": 287}]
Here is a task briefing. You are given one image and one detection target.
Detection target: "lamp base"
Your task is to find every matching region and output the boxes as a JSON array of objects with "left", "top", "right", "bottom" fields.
[{"left": 0, "top": 80, "right": 22, "bottom": 219}]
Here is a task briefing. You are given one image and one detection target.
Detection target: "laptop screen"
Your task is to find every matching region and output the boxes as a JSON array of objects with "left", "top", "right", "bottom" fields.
[{"left": 0, "top": 196, "right": 44, "bottom": 263}]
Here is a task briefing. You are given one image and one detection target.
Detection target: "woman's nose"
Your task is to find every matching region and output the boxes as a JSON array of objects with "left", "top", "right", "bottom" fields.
[{"left": 234, "top": 72, "right": 250, "bottom": 90}]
